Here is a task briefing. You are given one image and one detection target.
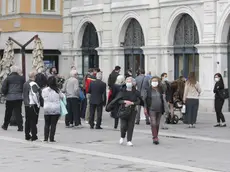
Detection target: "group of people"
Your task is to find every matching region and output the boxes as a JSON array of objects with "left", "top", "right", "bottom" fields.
[{"left": 0, "top": 64, "right": 227, "bottom": 146}]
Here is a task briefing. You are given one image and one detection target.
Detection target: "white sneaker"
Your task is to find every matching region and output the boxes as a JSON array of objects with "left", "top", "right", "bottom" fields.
[
  {"left": 85, "top": 121, "right": 89, "bottom": 124},
  {"left": 94, "top": 121, "right": 97, "bottom": 125},
  {"left": 119, "top": 138, "right": 124, "bottom": 145},
  {"left": 127, "top": 141, "right": 133, "bottom": 146}
]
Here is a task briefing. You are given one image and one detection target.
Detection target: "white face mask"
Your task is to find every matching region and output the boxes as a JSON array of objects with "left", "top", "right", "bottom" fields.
[
  {"left": 151, "top": 81, "right": 158, "bottom": 87},
  {"left": 126, "top": 83, "right": 132, "bottom": 89},
  {"left": 215, "top": 78, "right": 220, "bottom": 82},
  {"left": 164, "top": 77, "right": 168, "bottom": 81}
]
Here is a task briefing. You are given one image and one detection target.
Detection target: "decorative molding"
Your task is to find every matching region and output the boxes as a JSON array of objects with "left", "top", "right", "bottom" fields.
[
  {"left": 164, "top": 6, "right": 203, "bottom": 45},
  {"left": 0, "top": 13, "right": 62, "bottom": 20},
  {"left": 70, "top": 4, "right": 103, "bottom": 15}
]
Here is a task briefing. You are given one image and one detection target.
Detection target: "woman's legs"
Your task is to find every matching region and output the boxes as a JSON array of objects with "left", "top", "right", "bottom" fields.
[
  {"left": 186, "top": 99, "right": 193, "bottom": 126},
  {"left": 149, "top": 111, "right": 162, "bottom": 141},
  {"left": 192, "top": 99, "right": 199, "bottom": 125},
  {"left": 215, "top": 98, "right": 225, "bottom": 124},
  {"left": 127, "top": 111, "right": 136, "bottom": 142},
  {"left": 50, "top": 115, "right": 60, "bottom": 141},
  {"left": 114, "top": 118, "right": 119, "bottom": 129},
  {"left": 44, "top": 115, "right": 51, "bottom": 141},
  {"left": 120, "top": 118, "right": 128, "bottom": 138}
]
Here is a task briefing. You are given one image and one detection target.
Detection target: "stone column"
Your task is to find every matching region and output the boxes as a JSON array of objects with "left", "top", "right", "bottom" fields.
[
  {"left": 160, "top": 46, "right": 174, "bottom": 80},
  {"left": 112, "top": 47, "right": 125, "bottom": 75},
  {"left": 96, "top": 47, "right": 113, "bottom": 82},
  {"left": 196, "top": 44, "right": 217, "bottom": 111}
]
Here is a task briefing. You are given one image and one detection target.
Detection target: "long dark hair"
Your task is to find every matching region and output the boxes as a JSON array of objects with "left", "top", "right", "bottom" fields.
[
  {"left": 214, "top": 73, "right": 224, "bottom": 86},
  {"left": 187, "top": 72, "right": 196, "bottom": 85},
  {"left": 47, "top": 76, "right": 59, "bottom": 93}
]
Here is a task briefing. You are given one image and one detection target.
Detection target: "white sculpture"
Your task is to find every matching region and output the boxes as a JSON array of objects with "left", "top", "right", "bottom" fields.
[
  {"left": 0, "top": 40, "right": 15, "bottom": 83},
  {"left": 32, "top": 38, "right": 44, "bottom": 72}
]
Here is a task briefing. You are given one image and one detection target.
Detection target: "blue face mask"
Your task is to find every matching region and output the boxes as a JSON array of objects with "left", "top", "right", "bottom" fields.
[{"left": 126, "top": 83, "right": 132, "bottom": 89}]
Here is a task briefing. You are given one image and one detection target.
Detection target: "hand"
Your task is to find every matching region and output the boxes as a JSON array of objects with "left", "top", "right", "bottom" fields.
[{"left": 124, "top": 100, "right": 133, "bottom": 107}]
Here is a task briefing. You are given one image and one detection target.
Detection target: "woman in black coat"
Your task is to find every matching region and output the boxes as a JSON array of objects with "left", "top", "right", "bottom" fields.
[
  {"left": 213, "top": 73, "right": 226, "bottom": 127},
  {"left": 107, "top": 75, "right": 126, "bottom": 129}
]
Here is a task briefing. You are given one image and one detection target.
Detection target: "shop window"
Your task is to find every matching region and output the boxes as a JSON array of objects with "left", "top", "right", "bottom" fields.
[{"left": 43, "top": 0, "right": 56, "bottom": 11}]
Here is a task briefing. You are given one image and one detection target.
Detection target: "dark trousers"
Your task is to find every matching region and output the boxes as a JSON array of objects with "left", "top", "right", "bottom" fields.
[
  {"left": 44, "top": 115, "right": 59, "bottom": 141},
  {"left": 120, "top": 109, "right": 136, "bottom": 142},
  {"left": 90, "top": 104, "right": 103, "bottom": 127},
  {"left": 66, "top": 98, "right": 81, "bottom": 126},
  {"left": 81, "top": 99, "right": 87, "bottom": 119},
  {"left": 186, "top": 99, "right": 199, "bottom": 125},
  {"left": 149, "top": 111, "right": 162, "bottom": 139},
  {"left": 3, "top": 100, "right": 23, "bottom": 129},
  {"left": 214, "top": 98, "right": 225, "bottom": 123},
  {"left": 25, "top": 105, "right": 39, "bottom": 140}
]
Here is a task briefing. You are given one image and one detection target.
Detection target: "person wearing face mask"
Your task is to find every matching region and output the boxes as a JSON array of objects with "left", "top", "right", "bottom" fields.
[
  {"left": 106, "top": 77, "right": 141, "bottom": 146},
  {"left": 213, "top": 73, "right": 226, "bottom": 127},
  {"left": 143, "top": 76, "right": 165, "bottom": 145}
]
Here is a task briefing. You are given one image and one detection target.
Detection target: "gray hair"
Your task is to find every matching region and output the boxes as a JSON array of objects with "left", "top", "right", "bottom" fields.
[
  {"left": 28, "top": 71, "right": 37, "bottom": 80},
  {"left": 115, "top": 75, "right": 125, "bottom": 85},
  {"left": 10, "top": 65, "right": 19, "bottom": 73},
  {"left": 70, "top": 70, "right": 77, "bottom": 77},
  {"left": 96, "top": 72, "right": 102, "bottom": 80},
  {"left": 125, "top": 77, "right": 136, "bottom": 86}
]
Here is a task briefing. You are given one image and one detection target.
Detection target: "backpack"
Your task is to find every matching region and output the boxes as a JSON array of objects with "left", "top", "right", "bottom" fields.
[{"left": 29, "top": 81, "right": 43, "bottom": 108}]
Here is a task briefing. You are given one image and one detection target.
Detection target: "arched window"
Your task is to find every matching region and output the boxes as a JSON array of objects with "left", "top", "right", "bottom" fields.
[{"left": 174, "top": 14, "right": 199, "bottom": 79}]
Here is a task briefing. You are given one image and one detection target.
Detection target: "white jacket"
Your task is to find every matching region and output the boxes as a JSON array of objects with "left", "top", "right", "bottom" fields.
[{"left": 42, "top": 87, "right": 61, "bottom": 115}]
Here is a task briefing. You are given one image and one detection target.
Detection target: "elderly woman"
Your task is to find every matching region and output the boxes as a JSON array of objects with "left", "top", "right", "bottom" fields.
[
  {"left": 107, "top": 77, "right": 141, "bottom": 146},
  {"left": 143, "top": 76, "right": 165, "bottom": 145},
  {"left": 107, "top": 75, "right": 125, "bottom": 129}
]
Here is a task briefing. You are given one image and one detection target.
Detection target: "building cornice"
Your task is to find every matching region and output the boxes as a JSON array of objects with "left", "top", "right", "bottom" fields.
[
  {"left": 0, "top": 13, "right": 62, "bottom": 20},
  {"left": 70, "top": 4, "right": 103, "bottom": 16}
]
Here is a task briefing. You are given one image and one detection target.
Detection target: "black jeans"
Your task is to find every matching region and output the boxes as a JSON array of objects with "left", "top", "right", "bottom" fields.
[
  {"left": 3, "top": 100, "right": 23, "bottom": 129},
  {"left": 25, "top": 105, "right": 39, "bottom": 140},
  {"left": 66, "top": 98, "right": 81, "bottom": 126},
  {"left": 186, "top": 99, "right": 199, "bottom": 125},
  {"left": 44, "top": 115, "right": 60, "bottom": 141},
  {"left": 90, "top": 104, "right": 103, "bottom": 127},
  {"left": 120, "top": 109, "right": 136, "bottom": 142},
  {"left": 214, "top": 98, "right": 225, "bottom": 123}
]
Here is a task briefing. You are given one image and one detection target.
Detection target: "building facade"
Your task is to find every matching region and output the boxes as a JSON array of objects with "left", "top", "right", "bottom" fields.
[
  {"left": 0, "top": 0, "right": 63, "bottom": 78},
  {"left": 62, "top": 0, "right": 230, "bottom": 111}
]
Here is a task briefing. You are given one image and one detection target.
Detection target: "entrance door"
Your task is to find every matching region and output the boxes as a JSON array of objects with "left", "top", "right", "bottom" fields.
[
  {"left": 82, "top": 54, "right": 99, "bottom": 75},
  {"left": 174, "top": 54, "right": 199, "bottom": 79},
  {"left": 125, "top": 54, "right": 144, "bottom": 76}
]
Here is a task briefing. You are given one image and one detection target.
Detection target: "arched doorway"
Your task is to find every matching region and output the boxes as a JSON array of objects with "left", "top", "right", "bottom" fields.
[
  {"left": 174, "top": 14, "right": 199, "bottom": 79},
  {"left": 123, "top": 19, "right": 145, "bottom": 76},
  {"left": 81, "top": 23, "right": 99, "bottom": 75}
]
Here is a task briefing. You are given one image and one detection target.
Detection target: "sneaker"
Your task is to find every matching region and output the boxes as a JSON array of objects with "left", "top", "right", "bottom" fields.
[
  {"left": 17, "top": 128, "right": 23, "bottom": 132},
  {"left": 153, "top": 137, "right": 159, "bottom": 145},
  {"left": 214, "top": 123, "right": 221, "bottom": 127},
  {"left": 135, "top": 121, "right": 140, "bottom": 125},
  {"left": 221, "top": 123, "right": 227, "bottom": 127},
  {"left": 192, "top": 124, "right": 196, "bottom": 128},
  {"left": 85, "top": 121, "right": 89, "bottom": 124},
  {"left": 1, "top": 125, "right": 7, "bottom": 131},
  {"left": 119, "top": 138, "right": 124, "bottom": 145},
  {"left": 188, "top": 124, "right": 192, "bottom": 128},
  {"left": 127, "top": 141, "right": 133, "bottom": 146}
]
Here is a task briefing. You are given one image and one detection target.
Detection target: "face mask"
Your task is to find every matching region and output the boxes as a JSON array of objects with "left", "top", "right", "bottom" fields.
[
  {"left": 126, "top": 83, "right": 132, "bottom": 89},
  {"left": 215, "top": 78, "right": 220, "bottom": 82},
  {"left": 151, "top": 81, "right": 158, "bottom": 87},
  {"left": 164, "top": 77, "right": 168, "bottom": 81}
]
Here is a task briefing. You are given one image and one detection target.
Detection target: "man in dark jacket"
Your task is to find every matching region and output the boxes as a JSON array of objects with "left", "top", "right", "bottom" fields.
[
  {"left": 108, "top": 66, "right": 121, "bottom": 89},
  {"left": 1, "top": 66, "right": 25, "bottom": 131},
  {"left": 23, "top": 71, "right": 43, "bottom": 141},
  {"left": 88, "top": 72, "right": 106, "bottom": 129}
]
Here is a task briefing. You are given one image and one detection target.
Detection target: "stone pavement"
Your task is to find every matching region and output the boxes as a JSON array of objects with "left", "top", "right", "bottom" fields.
[{"left": 0, "top": 104, "right": 230, "bottom": 172}]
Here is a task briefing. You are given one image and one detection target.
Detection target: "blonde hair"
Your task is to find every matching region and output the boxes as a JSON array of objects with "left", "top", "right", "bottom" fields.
[{"left": 115, "top": 75, "right": 125, "bottom": 85}]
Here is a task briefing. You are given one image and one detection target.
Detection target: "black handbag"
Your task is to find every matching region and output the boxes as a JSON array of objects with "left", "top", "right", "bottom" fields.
[
  {"left": 218, "top": 89, "right": 229, "bottom": 100},
  {"left": 117, "top": 105, "right": 132, "bottom": 119}
]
